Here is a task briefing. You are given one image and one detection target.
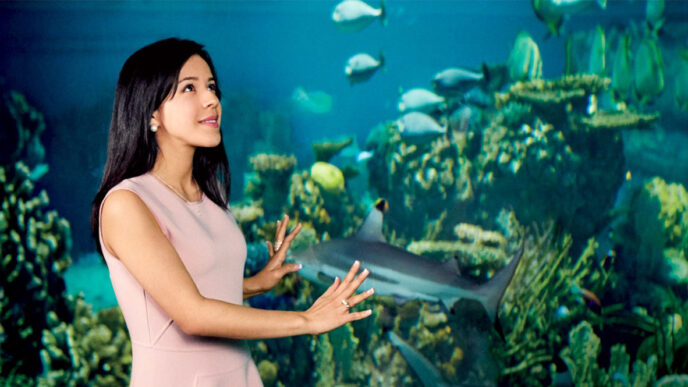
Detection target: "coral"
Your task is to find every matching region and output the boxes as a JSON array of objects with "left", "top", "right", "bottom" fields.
[
  {"left": 495, "top": 222, "right": 610, "bottom": 385},
  {"left": 476, "top": 74, "right": 625, "bottom": 246},
  {"left": 231, "top": 202, "right": 265, "bottom": 243},
  {"left": 38, "top": 296, "right": 131, "bottom": 386},
  {"left": 0, "top": 90, "right": 47, "bottom": 172},
  {"left": 559, "top": 321, "right": 658, "bottom": 386},
  {"left": 495, "top": 74, "right": 610, "bottom": 113},
  {"left": 611, "top": 177, "right": 688, "bottom": 286},
  {"left": 406, "top": 223, "right": 509, "bottom": 280},
  {"left": 287, "top": 170, "right": 364, "bottom": 240},
  {"left": 309, "top": 162, "right": 345, "bottom": 196},
  {"left": 312, "top": 137, "right": 353, "bottom": 163},
  {"left": 257, "top": 360, "right": 278, "bottom": 387},
  {"left": 366, "top": 127, "right": 476, "bottom": 244},
  {"left": 1, "top": 161, "right": 73, "bottom": 377},
  {"left": 312, "top": 333, "right": 335, "bottom": 387},
  {"left": 575, "top": 109, "right": 659, "bottom": 131},
  {"left": 245, "top": 153, "right": 297, "bottom": 218}
]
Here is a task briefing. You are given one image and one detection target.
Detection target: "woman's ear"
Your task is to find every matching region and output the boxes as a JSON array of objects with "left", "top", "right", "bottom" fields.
[{"left": 149, "top": 111, "right": 160, "bottom": 128}]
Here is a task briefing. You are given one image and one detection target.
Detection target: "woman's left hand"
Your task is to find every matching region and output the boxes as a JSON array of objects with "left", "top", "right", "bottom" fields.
[{"left": 244, "top": 214, "right": 302, "bottom": 298}]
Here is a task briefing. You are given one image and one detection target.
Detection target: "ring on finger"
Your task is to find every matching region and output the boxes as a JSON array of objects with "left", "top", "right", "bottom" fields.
[
  {"left": 341, "top": 299, "right": 351, "bottom": 309},
  {"left": 274, "top": 240, "right": 283, "bottom": 250}
]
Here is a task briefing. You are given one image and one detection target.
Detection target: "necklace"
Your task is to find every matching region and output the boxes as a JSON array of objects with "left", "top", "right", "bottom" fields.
[{"left": 152, "top": 172, "right": 201, "bottom": 203}]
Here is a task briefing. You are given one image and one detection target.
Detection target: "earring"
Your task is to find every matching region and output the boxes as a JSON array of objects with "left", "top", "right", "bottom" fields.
[{"left": 151, "top": 125, "right": 158, "bottom": 133}]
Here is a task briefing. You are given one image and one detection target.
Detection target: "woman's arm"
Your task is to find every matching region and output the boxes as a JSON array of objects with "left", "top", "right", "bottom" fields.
[{"left": 101, "top": 190, "right": 372, "bottom": 339}]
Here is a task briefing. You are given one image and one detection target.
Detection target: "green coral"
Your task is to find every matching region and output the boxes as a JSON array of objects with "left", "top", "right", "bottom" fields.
[
  {"left": 38, "top": 296, "right": 131, "bottom": 386},
  {"left": 560, "top": 321, "right": 658, "bottom": 386},
  {"left": 312, "top": 137, "right": 353, "bottom": 163},
  {"left": 1, "top": 161, "right": 73, "bottom": 377}
]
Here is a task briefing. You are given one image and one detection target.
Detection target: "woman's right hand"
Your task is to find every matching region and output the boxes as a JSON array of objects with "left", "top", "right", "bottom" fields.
[{"left": 302, "top": 260, "right": 375, "bottom": 335}]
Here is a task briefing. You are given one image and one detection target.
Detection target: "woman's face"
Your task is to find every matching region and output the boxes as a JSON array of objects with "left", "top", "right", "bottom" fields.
[{"left": 154, "top": 54, "right": 222, "bottom": 148}]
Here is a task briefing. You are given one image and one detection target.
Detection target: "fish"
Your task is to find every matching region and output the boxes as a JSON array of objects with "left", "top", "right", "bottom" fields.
[
  {"left": 398, "top": 88, "right": 445, "bottom": 113},
  {"left": 332, "top": 0, "right": 386, "bottom": 33},
  {"left": 355, "top": 150, "right": 374, "bottom": 162},
  {"left": 633, "top": 36, "right": 664, "bottom": 104},
  {"left": 611, "top": 34, "right": 633, "bottom": 102},
  {"left": 645, "top": 0, "right": 665, "bottom": 33},
  {"left": 290, "top": 199, "right": 526, "bottom": 325},
  {"left": 396, "top": 112, "right": 447, "bottom": 143},
  {"left": 29, "top": 163, "right": 49, "bottom": 181},
  {"left": 291, "top": 86, "right": 333, "bottom": 115},
  {"left": 507, "top": 31, "right": 542, "bottom": 82},
  {"left": 532, "top": 0, "right": 607, "bottom": 36},
  {"left": 675, "top": 49, "right": 688, "bottom": 110},
  {"left": 448, "top": 104, "right": 480, "bottom": 133},
  {"left": 387, "top": 331, "right": 450, "bottom": 387},
  {"left": 432, "top": 66, "right": 488, "bottom": 96},
  {"left": 588, "top": 25, "right": 606, "bottom": 75},
  {"left": 344, "top": 51, "right": 385, "bottom": 85}
]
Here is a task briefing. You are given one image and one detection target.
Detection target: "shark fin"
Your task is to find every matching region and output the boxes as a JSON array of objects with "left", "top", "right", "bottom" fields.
[
  {"left": 388, "top": 331, "right": 450, "bottom": 387},
  {"left": 354, "top": 199, "right": 389, "bottom": 242},
  {"left": 480, "top": 240, "right": 526, "bottom": 324}
]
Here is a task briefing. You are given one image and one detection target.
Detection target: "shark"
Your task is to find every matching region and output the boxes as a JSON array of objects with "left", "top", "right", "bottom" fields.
[{"left": 290, "top": 199, "right": 524, "bottom": 326}]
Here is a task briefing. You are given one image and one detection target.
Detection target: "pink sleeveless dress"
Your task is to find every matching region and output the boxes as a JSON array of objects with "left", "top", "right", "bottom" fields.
[{"left": 98, "top": 172, "right": 263, "bottom": 387}]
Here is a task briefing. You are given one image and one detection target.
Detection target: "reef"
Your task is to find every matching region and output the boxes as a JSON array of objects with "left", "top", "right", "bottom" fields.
[
  {"left": 0, "top": 161, "right": 73, "bottom": 377},
  {"left": 38, "top": 296, "right": 131, "bottom": 386}
]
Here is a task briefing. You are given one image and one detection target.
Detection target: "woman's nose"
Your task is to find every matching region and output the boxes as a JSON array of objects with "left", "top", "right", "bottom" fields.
[{"left": 203, "top": 90, "right": 219, "bottom": 108}]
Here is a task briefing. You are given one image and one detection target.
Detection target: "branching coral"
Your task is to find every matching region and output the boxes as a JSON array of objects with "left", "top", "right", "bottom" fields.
[
  {"left": 38, "top": 296, "right": 131, "bottom": 386},
  {"left": 494, "top": 221, "right": 609, "bottom": 385},
  {"left": 0, "top": 161, "right": 73, "bottom": 377}
]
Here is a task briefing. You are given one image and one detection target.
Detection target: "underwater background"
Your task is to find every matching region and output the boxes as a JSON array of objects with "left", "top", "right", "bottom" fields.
[{"left": 2, "top": 0, "right": 688, "bottom": 385}]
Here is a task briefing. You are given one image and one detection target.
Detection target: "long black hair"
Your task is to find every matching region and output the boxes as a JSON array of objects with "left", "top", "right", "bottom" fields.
[{"left": 90, "top": 38, "right": 231, "bottom": 255}]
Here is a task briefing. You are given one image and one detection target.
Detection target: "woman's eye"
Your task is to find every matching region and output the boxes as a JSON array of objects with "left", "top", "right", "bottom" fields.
[
  {"left": 209, "top": 83, "right": 217, "bottom": 92},
  {"left": 182, "top": 84, "right": 195, "bottom": 92}
]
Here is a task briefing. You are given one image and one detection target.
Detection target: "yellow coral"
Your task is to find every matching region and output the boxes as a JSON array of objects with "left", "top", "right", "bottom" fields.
[{"left": 310, "top": 162, "right": 345, "bottom": 195}]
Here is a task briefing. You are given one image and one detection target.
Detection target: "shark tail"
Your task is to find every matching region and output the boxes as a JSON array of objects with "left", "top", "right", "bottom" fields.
[{"left": 479, "top": 241, "right": 525, "bottom": 324}]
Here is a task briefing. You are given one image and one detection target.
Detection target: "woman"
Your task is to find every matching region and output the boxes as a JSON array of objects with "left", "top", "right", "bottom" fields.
[{"left": 90, "top": 38, "right": 373, "bottom": 386}]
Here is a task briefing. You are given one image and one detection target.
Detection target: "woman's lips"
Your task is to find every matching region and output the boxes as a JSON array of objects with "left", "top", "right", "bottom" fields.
[{"left": 199, "top": 115, "right": 219, "bottom": 128}]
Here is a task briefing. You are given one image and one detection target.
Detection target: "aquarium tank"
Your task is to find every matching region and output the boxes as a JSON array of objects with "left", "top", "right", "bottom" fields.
[{"left": 2, "top": 0, "right": 688, "bottom": 385}]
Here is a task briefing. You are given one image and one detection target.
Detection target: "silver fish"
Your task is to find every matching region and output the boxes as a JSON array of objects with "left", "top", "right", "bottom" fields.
[
  {"left": 332, "top": 0, "right": 387, "bottom": 33},
  {"left": 345, "top": 52, "right": 385, "bottom": 85}
]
